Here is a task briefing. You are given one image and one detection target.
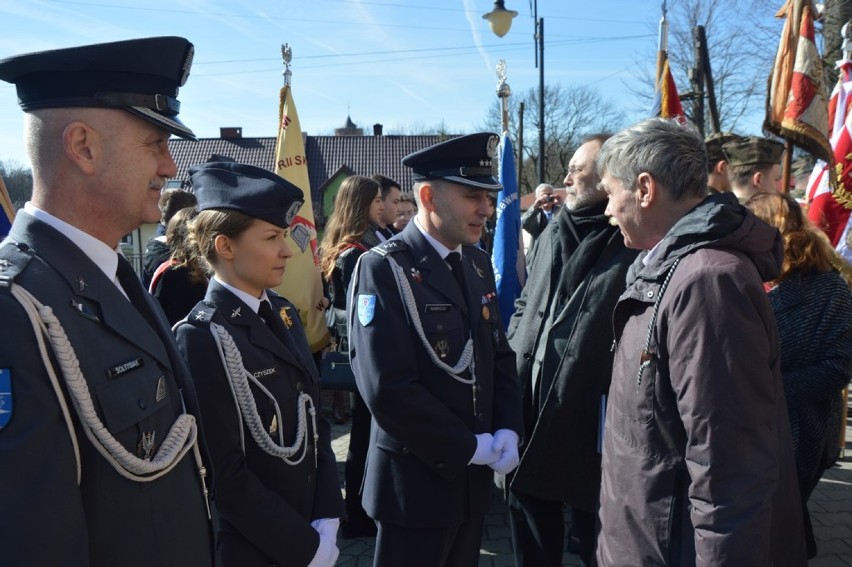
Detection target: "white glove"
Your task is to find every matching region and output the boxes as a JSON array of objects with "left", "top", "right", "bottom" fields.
[
  {"left": 306, "top": 523, "right": 340, "bottom": 567},
  {"left": 469, "top": 433, "right": 501, "bottom": 465},
  {"left": 489, "top": 429, "right": 520, "bottom": 475},
  {"left": 311, "top": 517, "right": 340, "bottom": 542}
]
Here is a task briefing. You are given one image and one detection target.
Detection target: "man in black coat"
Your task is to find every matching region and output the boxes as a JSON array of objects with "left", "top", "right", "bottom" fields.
[
  {"left": 506, "top": 134, "right": 638, "bottom": 566},
  {"left": 349, "top": 133, "right": 524, "bottom": 566},
  {"left": 0, "top": 38, "right": 214, "bottom": 565}
]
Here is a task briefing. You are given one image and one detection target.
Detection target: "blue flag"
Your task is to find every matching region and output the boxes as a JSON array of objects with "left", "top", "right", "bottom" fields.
[{"left": 491, "top": 134, "right": 523, "bottom": 331}]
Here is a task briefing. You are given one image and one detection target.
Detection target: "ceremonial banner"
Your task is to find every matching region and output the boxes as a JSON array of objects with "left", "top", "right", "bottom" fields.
[
  {"left": 652, "top": 58, "right": 685, "bottom": 120},
  {"left": 765, "top": 0, "right": 832, "bottom": 162},
  {"left": 806, "top": 59, "right": 852, "bottom": 245},
  {"left": 272, "top": 84, "right": 330, "bottom": 352},
  {"left": 0, "top": 175, "right": 14, "bottom": 238},
  {"left": 491, "top": 134, "right": 523, "bottom": 331}
]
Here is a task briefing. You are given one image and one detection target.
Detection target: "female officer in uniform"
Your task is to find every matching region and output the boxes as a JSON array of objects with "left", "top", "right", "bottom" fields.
[
  {"left": 175, "top": 161, "right": 344, "bottom": 567},
  {"left": 319, "top": 174, "right": 383, "bottom": 538}
]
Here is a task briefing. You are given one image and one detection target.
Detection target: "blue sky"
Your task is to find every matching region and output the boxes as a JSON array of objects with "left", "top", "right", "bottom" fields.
[{"left": 0, "top": 0, "right": 756, "bottom": 167}]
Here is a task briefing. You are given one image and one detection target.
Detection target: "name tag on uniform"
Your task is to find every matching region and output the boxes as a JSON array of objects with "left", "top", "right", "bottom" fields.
[
  {"left": 253, "top": 367, "right": 277, "bottom": 379},
  {"left": 424, "top": 304, "right": 451, "bottom": 313},
  {"left": 106, "top": 357, "right": 144, "bottom": 380}
]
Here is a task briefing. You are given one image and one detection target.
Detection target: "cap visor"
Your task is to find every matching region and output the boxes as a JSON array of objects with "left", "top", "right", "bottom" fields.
[{"left": 127, "top": 106, "right": 196, "bottom": 140}]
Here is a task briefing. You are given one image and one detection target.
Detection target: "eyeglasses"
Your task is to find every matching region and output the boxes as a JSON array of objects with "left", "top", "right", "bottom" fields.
[{"left": 566, "top": 165, "right": 584, "bottom": 177}]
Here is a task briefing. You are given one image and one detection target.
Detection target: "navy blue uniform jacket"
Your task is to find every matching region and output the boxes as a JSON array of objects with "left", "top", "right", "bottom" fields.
[
  {"left": 348, "top": 222, "right": 523, "bottom": 528},
  {"left": 175, "top": 280, "right": 343, "bottom": 566},
  {"left": 0, "top": 213, "right": 213, "bottom": 566}
]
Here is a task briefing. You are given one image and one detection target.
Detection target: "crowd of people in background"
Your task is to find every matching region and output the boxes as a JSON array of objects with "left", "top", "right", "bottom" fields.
[{"left": 1, "top": 35, "right": 852, "bottom": 567}]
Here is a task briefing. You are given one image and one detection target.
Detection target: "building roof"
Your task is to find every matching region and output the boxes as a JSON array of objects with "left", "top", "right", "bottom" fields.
[
  {"left": 168, "top": 133, "right": 455, "bottom": 208},
  {"left": 305, "top": 134, "right": 452, "bottom": 193},
  {"left": 169, "top": 136, "right": 278, "bottom": 186}
]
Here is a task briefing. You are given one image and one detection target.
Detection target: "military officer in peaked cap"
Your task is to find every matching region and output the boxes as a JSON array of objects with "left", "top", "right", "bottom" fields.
[
  {"left": 348, "top": 133, "right": 524, "bottom": 566},
  {"left": 0, "top": 37, "right": 214, "bottom": 565},
  {"left": 174, "top": 161, "right": 344, "bottom": 567},
  {"left": 723, "top": 135, "right": 785, "bottom": 202}
]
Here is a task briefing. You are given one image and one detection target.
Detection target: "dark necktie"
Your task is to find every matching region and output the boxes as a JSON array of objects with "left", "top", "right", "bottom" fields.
[
  {"left": 446, "top": 252, "right": 466, "bottom": 297},
  {"left": 116, "top": 256, "right": 160, "bottom": 331},
  {"left": 258, "top": 300, "right": 290, "bottom": 343}
]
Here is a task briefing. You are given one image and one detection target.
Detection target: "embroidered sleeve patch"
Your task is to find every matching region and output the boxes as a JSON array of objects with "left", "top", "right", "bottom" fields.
[
  {"left": 358, "top": 294, "right": 376, "bottom": 326},
  {"left": 0, "top": 368, "right": 12, "bottom": 431}
]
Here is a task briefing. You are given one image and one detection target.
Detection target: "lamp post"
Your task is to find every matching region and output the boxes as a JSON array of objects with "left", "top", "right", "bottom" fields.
[{"left": 484, "top": 0, "right": 545, "bottom": 185}]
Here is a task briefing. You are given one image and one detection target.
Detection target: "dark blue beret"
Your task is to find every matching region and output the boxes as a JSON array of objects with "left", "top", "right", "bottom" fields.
[
  {"left": 190, "top": 162, "right": 304, "bottom": 229},
  {"left": 402, "top": 132, "right": 502, "bottom": 191},
  {"left": 0, "top": 36, "right": 196, "bottom": 140}
]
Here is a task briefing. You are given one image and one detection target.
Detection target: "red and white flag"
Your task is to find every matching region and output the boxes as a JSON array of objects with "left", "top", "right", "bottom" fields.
[
  {"left": 765, "top": 0, "right": 832, "bottom": 163},
  {"left": 806, "top": 59, "right": 852, "bottom": 246}
]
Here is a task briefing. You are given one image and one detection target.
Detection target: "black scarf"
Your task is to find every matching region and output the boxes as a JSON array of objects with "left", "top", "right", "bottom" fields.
[{"left": 552, "top": 200, "right": 614, "bottom": 308}]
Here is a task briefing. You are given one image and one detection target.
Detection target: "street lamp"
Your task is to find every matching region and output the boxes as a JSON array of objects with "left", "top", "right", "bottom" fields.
[
  {"left": 484, "top": 0, "right": 545, "bottom": 185},
  {"left": 482, "top": 0, "right": 517, "bottom": 38}
]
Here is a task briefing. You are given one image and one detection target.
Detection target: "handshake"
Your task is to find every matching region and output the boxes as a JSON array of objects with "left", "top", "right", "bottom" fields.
[{"left": 470, "top": 429, "right": 520, "bottom": 475}]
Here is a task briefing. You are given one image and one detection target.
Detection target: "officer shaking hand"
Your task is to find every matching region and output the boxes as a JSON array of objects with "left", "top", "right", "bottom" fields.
[{"left": 348, "top": 133, "right": 524, "bottom": 567}]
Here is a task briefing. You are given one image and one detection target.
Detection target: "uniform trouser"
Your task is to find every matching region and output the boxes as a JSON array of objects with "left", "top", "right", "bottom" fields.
[
  {"left": 373, "top": 517, "right": 485, "bottom": 567},
  {"left": 507, "top": 489, "right": 597, "bottom": 566},
  {"left": 344, "top": 390, "right": 375, "bottom": 534}
]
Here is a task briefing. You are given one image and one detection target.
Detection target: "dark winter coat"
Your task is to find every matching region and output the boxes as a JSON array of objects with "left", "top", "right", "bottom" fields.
[
  {"left": 770, "top": 269, "right": 852, "bottom": 492},
  {"left": 597, "top": 193, "right": 807, "bottom": 566},
  {"left": 507, "top": 202, "right": 638, "bottom": 512}
]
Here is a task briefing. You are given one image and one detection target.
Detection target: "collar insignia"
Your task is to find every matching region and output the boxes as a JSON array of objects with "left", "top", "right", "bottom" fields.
[
  {"left": 155, "top": 376, "right": 168, "bottom": 402},
  {"left": 231, "top": 306, "right": 242, "bottom": 319},
  {"left": 71, "top": 298, "right": 100, "bottom": 323}
]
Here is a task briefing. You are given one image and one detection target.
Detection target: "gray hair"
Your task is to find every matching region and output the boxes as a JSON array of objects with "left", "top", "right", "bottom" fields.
[
  {"left": 534, "top": 183, "right": 554, "bottom": 196},
  {"left": 596, "top": 118, "right": 707, "bottom": 201}
]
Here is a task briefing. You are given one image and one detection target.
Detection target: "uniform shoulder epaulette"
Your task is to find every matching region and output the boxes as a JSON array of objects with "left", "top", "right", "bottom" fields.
[
  {"left": 183, "top": 300, "right": 217, "bottom": 327},
  {"left": 0, "top": 240, "right": 35, "bottom": 291},
  {"left": 369, "top": 239, "right": 408, "bottom": 258}
]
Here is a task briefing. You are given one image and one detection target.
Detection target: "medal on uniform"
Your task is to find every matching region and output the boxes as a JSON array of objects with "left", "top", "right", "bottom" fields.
[
  {"left": 280, "top": 306, "right": 293, "bottom": 329},
  {"left": 409, "top": 267, "right": 423, "bottom": 283},
  {"left": 434, "top": 338, "right": 449, "bottom": 359},
  {"left": 481, "top": 305, "right": 490, "bottom": 321},
  {"left": 137, "top": 431, "right": 156, "bottom": 460}
]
